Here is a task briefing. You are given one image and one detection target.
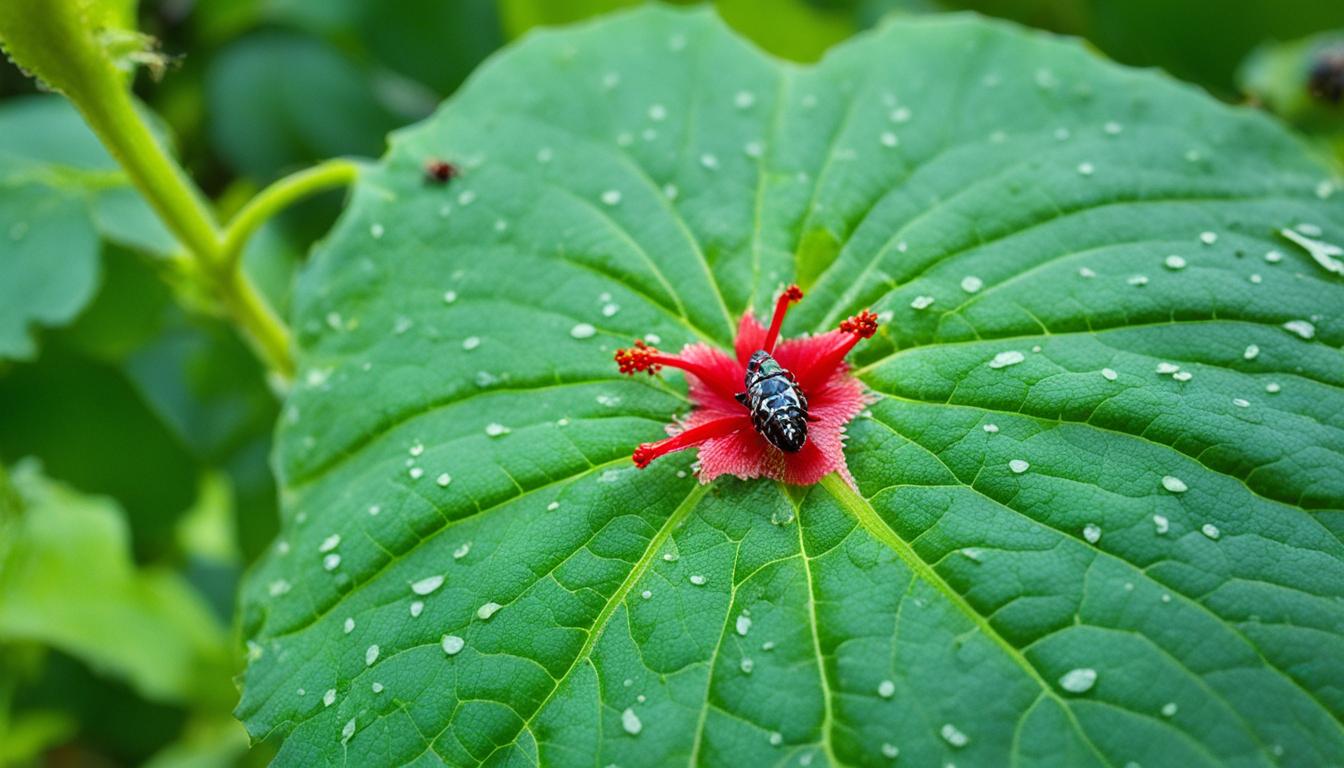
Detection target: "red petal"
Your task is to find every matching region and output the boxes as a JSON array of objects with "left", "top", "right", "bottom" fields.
[
  {"left": 733, "top": 311, "right": 768, "bottom": 365},
  {"left": 634, "top": 415, "right": 750, "bottom": 468},
  {"left": 677, "top": 343, "right": 746, "bottom": 408}
]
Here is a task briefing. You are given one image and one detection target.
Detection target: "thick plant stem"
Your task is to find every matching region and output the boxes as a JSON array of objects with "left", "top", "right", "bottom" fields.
[
  {"left": 76, "top": 83, "right": 222, "bottom": 263},
  {"left": 220, "top": 159, "right": 360, "bottom": 270}
]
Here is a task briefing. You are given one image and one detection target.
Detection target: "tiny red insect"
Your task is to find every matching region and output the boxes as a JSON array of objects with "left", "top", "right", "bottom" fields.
[{"left": 423, "top": 158, "right": 459, "bottom": 184}]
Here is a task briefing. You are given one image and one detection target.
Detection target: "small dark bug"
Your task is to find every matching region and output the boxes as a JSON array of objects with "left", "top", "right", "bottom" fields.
[
  {"left": 424, "top": 158, "right": 459, "bottom": 184},
  {"left": 1308, "top": 50, "right": 1344, "bottom": 105},
  {"left": 735, "top": 350, "right": 813, "bottom": 452}
]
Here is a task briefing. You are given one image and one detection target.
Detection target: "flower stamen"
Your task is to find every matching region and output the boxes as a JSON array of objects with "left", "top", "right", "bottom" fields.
[
  {"left": 762, "top": 284, "right": 804, "bottom": 354},
  {"left": 798, "top": 310, "right": 881, "bottom": 392},
  {"left": 615, "top": 341, "right": 731, "bottom": 394},
  {"left": 632, "top": 416, "right": 749, "bottom": 468}
]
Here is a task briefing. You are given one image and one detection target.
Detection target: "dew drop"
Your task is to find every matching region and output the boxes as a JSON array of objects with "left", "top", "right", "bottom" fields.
[
  {"left": 462, "top": 336, "right": 481, "bottom": 351},
  {"left": 365, "top": 644, "right": 379, "bottom": 666},
  {"left": 878, "top": 679, "right": 895, "bottom": 698},
  {"left": 601, "top": 189, "right": 622, "bottom": 206},
  {"left": 1082, "top": 523, "right": 1101, "bottom": 544},
  {"left": 342, "top": 717, "right": 356, "bottom": 743},
  {"left": 940, "top": 723, "right": 969, "bottom": 748},
  {"left": 410, "top": 600, "right": 424, "bottom": 618},
  {"left": 372, "top": 681, "right": 384, "bottom": 693},
  {"left": 735, "top": 614, "right": 752, "bottom": 636},
  {"left": 1172, "top": 371, "right": 1193, "bottom": 382},
  {"left": 910, "top": 295, "right": 935, "bottom": 310},
  {"left": 547, "top": 501, "right": 561, "bottom": 511},
  {"left": 536, "top": 147, "right": 553, "bottom": 164},
  {"left": 988, "top": 350, "right": 1025, "bottom": 369},
  {"left": 880, "top": 131, "right": 899, "bottom": 147},
  {"left": 453, "top": 542, "right": 471, "bottom": 560},
  {"left": 1282, "top": 320, "right": 1315, "bottom": 339},
  {"left": 570, "top": 323, "right": 597, "bottom": 339},
  {"left": 1161, "top": 475, "right": 1187, "bottom": 493},
  {"left": 1076, "top": 162, "right": 1095, "bottom": 176},
  {"left": 344, "top": 617, "right": 355, "bottom": 634},
  {"left": 1153, "top": 514, "right": 1169, "bottom": 535},
  {"left": 1265, "top": 382, "right": 1281, "bottom": 394},
  {"left": 370, "top": 223, "right": 385, "bottom": 239},
  {"left": 1164, "top": 254, "right": 1186, "bottom": 270},
  {"left": 1201, "top": 523, "right": 1221, "bottom": 540},
  {"left": 1059, "top": 667, "right": 1097, "bottom": 693},
  {"left": 1155, "top": 362, "right": 1180, "bottom": 375},
  {"left": 442, "top": 634, "right": 465, "bottom": 655},
  {"left": 602, "top": 302, "right": 620, "bottom": 317},
  {"left": 319, "top": 534, "right": 341, "bottom": 553},
  {"left": 1161, "top": 702, "right": 1178, "bottom": 717},
  {"left": 435, "top": 473, "right": 452, "bottom": 488},
  {"left": 324, "top": 688, "right": 337, "bottom": 707},
  {"left": 485, "top": 423, "right": 511, "bottom": 437},
  {"left": 1243, "top": 344, "right": 1260, "bottom": 360},
  {"left": 477, "top": 601, "right": 502, "bottom": 620},
  {"left": 889, "top": 106, "right": 911, "bottom": 123},
  {"left": 457, "top": 190, "right": 476, "bottom": 206},
  {"left": 1265, "top": 250, "right": 1283, "bottom": 263},
  {"left": 409, "top": 467, "right": 424, "bottom": 480},
  {"left": 734, "top": 90, "right": 756, "bottom": 109},
  {"left": 982, "top": 423, "right": 999, "bottom": 434},
  {"left": 882, "top": 743, "right": 900, "bottom": 759},
  {"left": 769, "top": 732, "right": 783, "bottom": 746},
  {"left": 960, "top": 275, "right": 983, "bottom": 293},
  {"left": 641, "top": 589, "right": 652, "bottom": 599},
  {"left": 689, "top": 574, "right": 707, "bottom": 586},
  {"left": 1232, "top": 398, "right": 1250, "bottom": 408},
  {"left": 740, "top": 656, "right": 754, "bottom": 674},
  {"left": 1101, "top": 367, "right": 1118, "bottom": 381},
  {"left": 411, "top": 575, "right": 444, "bottom": 595},
  {"left": 700, "top": 153, "right": 719, "bottom": 170},
  {"left": 622, "top": 707, "right": 642, "bottom": 735},
  {"left": 1103, "top": 121, "right": 1123, "bottom": 135},
  {"left": 1009, "top": 459, "right": 1030, "bottom": 474},
  {"left": 1078, "top": 266, "right": 1097, "bottom": 278},
  {"left": 648, "top": 103, "right": 667, "bottom": 121},
  {"left": 959, "top": 547, "right": 984, "bottom": 562},
  {"left": 323, "top": 553, "right": 342, "bottom": 571},
  {"left": 1127, "top": 274, "right": 1149, "bottom": 286}
]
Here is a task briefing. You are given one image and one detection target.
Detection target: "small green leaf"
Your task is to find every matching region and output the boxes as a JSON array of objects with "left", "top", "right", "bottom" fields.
[
  {"left": 0, "top": 96, "right": 174, "bottom": 360},
  {"left": 0, "top": 459, "right": 231, "bottom": 705},
  {"left": 240, "top": 8, "right": 1344, "bottom": 765}
]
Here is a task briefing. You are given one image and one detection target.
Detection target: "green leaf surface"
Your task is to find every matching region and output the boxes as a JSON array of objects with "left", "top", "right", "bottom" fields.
[
  {"left": 0, "top": 459, "right": 231, "bottom": 705},
  {"left": 239, "top": 8, "right": 1344, "bottom": 765},
  {"left": 0, "top": 95, "right": 174, "bottom": 361}
]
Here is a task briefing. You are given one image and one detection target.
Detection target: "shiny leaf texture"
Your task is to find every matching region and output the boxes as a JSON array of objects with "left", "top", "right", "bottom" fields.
[{"left": 239, "top": 8, "right": 1344, "bottom": 766}]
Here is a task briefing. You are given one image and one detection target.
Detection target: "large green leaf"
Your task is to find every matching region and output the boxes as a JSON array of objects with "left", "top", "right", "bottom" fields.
[{"left": 238, "top": 8, "right": 1344, "bottom": 765}]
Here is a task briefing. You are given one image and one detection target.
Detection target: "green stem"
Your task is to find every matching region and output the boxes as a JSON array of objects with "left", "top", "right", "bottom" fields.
[
  {"left": 75, "top": 81, "right": 222, "bottom": 262},
  {"left": 219, "top": 159, "right": 360, "bottom": 271}
]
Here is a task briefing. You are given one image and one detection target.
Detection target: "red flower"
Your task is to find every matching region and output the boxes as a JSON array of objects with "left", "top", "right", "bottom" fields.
[{"left": 614, "top": 285, "right": 878, "bottom": 486}]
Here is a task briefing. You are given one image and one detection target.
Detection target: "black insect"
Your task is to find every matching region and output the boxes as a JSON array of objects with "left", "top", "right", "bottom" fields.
[{"left": 735, "top": 350, "right": 813, "bottom": 452}]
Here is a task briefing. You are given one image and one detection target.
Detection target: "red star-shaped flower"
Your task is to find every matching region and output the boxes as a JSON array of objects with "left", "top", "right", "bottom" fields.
[{"left": 614, "top": 285, "right": 878, "bottom": 486}]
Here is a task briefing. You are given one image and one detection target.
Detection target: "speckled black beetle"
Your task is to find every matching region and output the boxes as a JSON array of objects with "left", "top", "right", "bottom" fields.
[{"left": 736, "top": 350, "right": 813, "bottom": 452}]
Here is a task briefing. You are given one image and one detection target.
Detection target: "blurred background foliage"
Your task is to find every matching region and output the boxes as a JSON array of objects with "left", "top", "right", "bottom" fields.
[{"left": 1, "top": 0, "right": 1342, "bottom": 765}]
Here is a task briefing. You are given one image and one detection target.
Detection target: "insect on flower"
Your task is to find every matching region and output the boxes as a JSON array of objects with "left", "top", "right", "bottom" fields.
[
  {"left": 614, "top": 285, "right": 879, "bottom": 486},
  {"left": 423, "top": 158, "right": 460, "bottom": 184}
]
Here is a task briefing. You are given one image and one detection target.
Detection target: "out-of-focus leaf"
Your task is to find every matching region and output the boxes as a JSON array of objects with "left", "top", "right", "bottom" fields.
[
  {"left": 0, "top": 709, "right": 76, "bottom": 767},
  {"left": 0, "top": 96, "right": 175, "bottom": 361},
  {"left": 141, "top": 714, "right": 253, "bottom": 768},
  {"left": 205, "top": 31, "right": 400, "bottom": 179},
  {"left": 0, "top": 459, "right": 231, "bottom": 705},
  {"left": 501, "top": 0, "right": 853, "bottom": 62},
  {"left": 238, "top": 7, "right": 1344, "bottom": 765}
]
